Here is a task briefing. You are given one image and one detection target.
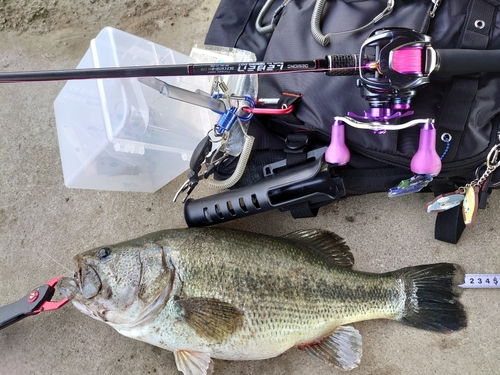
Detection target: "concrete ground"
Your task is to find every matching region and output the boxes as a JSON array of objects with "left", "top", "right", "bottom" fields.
[{"left": 1, "top": 1, "right": 499, "bottom": 374}]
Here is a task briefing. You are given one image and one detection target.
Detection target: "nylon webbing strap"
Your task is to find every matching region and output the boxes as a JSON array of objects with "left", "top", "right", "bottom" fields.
[
  {"left": 435, "top": 0, "right": 495, "bottom": 160},
  {"left": 434, "top": 0, "right": 496, "bottom": 244},
  {"left": 435, "top": 205, "right": 467, "bottom": 244},
  {"left": 288, "top": 202, "right": 320, "bottom": 218},
  {"left": 285, "top": 133, "right": 309, "bottom": 167}
]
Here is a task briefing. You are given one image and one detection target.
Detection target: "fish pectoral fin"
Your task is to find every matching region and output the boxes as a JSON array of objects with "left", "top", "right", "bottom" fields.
[
  {"left": 174, "top": 350, "right": 214, "bottom": 375},
  {"left": 298, "top": 325, "right": 362, "bottom": 370},
  {"left": 174, "top": 296, "right": 244, "bottom": 342},
  {"left": 282, "top": 229, "right": 354, "bottom": 268}
]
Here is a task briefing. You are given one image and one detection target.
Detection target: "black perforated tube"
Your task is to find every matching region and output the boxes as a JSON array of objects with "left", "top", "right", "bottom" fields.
[{"left": 184, "top": 159, "right": 345, "bottom": 227}]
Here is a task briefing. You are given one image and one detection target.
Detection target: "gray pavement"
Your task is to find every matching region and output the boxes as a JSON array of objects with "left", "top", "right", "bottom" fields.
[{"left": 1, "top": 1, "right": 499, "bottom": 374}]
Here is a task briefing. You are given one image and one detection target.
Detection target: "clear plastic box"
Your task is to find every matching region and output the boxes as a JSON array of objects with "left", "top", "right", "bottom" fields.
[{"left": 54, "top": 27, "right": 214, "bottom": 192}]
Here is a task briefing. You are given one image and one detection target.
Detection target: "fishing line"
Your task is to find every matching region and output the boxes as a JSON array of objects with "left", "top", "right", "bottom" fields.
[{"left": 41, "top": 248, "right": 74, "bottom": 275}]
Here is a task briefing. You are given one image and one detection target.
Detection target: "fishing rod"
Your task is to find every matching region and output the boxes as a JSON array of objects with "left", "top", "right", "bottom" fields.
[
  {"left": 1, "top": 49, "right": 500, "bottom": 83},
  {"left": 1, "top": 29, "right": 500, "bottom": 83},
  {"left": 0, "top": 56, "right": 357, "bottom": 83}
]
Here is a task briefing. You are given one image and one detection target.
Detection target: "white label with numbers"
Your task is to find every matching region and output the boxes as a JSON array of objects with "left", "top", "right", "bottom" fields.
[{"left": 460, "top": 274, "right": 500, "bottom": 288}]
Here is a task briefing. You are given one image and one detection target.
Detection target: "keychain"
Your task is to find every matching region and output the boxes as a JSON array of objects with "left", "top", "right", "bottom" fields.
[{"left": 427, "top": 143, "right": 500, "bottom": 225}]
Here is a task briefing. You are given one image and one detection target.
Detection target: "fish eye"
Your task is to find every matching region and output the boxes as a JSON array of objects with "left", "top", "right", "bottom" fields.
[{"left": 98, "top": 247, "right": 112, "bottom": 260}]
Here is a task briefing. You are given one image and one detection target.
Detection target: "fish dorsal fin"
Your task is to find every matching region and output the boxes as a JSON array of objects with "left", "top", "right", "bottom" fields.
[
  {"left": 174, "top": 350, "right": 214, "bottom": 375},
  {"left": 174, "top": 297, "right": 244, "bottom": 343},
  {"left": 282, "top": 229, "right": 354, "bottom": 268},
  {"left": 298, "top": 325, "right": 362, "bottom": 370}
]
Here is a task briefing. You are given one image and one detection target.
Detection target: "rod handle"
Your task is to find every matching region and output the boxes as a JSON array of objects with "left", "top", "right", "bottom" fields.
[{"left": 436, "top": 49, "right": 500, "bottom": 76}]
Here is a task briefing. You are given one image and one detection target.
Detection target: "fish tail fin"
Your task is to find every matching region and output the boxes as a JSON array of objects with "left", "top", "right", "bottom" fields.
[{"left": 395, "top": 263, "right": 467, "bottom": 332}]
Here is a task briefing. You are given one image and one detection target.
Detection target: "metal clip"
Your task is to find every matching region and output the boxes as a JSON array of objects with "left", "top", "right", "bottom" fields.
[
  {"left": 482, "top": 143, "right": 500, "bottom": 188},
  {"left": 487, "top": 143, "right": 500, "bottom": 169},
  {"left": 472, "top": 144, "right": 500, "bottom": 189},
  {"left": 374, "top": 0, "right": 395, "bottom": 23},
  {"left": 430, "top": 0, "right": 442, "bottom": 18},
  {"left": 241, "top": 104, "right": 294, "bottom": 115}
]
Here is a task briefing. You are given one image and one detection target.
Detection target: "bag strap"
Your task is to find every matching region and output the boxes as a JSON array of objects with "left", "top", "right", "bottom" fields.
[
  {"left": 435, "top": 205, "right": 467, "bottom": 244},
  {"left": 434, "top": 0, "right": 497, "bottom": 243},
  {"left": 435, "top": 0, "right": 496, "bottom": 161}
]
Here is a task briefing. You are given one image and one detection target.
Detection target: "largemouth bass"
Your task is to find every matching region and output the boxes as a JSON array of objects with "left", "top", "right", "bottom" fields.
[{"left": 59, "top": 228, "right": 466, "bottom": 375}]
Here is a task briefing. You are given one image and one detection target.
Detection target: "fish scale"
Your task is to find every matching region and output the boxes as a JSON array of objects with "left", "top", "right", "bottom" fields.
[
  {"left": 174, "top": 230, "right": 398, "bottom": 332},
  {"left": 214, "top": 242, "right": 387, "bottom": 344}
]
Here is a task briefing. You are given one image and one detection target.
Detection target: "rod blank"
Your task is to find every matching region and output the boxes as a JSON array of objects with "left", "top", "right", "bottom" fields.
[
  {"left": 0, "top": 55, "right": 366, "bottom": 83},
  {"left": 0, "top": 60, "right": 329, "bottom": 83}
]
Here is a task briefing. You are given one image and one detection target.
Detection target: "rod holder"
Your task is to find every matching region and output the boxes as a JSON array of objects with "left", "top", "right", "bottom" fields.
[{"left": 184, "top": 158, "right": 345, "bottom": 226}]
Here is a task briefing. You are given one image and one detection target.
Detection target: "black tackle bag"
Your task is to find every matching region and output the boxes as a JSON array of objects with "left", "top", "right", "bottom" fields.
[{"left": 200, "top": 0, "right": 500, "bottom": 243}]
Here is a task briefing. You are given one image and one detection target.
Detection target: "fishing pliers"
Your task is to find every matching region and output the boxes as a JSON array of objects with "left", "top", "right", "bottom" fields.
[{"left": 0, "top": 276, "right": 69, "bottom": 330}]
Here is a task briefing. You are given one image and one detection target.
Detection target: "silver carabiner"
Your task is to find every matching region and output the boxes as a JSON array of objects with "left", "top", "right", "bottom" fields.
[
  {"left": 475, "top": 144, "right": 500, "bottom": 188},
  {"left": 487, "top": 144, "right": 500, "bottom": 169}
]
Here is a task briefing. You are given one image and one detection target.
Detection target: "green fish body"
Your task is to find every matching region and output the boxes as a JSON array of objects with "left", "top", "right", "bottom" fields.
[{"left": 59, "top": 228, "right": 466, "bottom": 375}]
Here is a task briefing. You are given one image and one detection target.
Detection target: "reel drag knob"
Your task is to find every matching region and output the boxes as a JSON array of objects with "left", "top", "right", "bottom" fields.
[
  {"left": 325, "top": 120, "right": 350, "bottom": 166},
  {"left": 410, "top": 122, "right": 442, "bottom": 176}
]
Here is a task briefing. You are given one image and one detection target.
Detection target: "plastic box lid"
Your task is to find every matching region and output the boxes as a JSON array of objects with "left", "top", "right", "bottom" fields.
[{"left": 54, "top": 27, "right": 214, "bottom": 192}]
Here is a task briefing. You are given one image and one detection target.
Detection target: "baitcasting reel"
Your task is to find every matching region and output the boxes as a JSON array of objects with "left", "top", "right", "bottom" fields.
[{"left": 325, "top": 28, "right": 442, "bottom": 189}]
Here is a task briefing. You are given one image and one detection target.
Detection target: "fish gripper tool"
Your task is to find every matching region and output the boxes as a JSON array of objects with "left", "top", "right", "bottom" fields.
[{"left": 0, "top": 276, "right": 70, "bottom": 330}]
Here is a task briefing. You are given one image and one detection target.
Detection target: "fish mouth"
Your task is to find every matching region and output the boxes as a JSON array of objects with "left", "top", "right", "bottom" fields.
[
  {"left": 78, "top": 264, "right": 102, "bottom": 299},
  {"left": 58, "top": 277, "right": 79, "bottom": 300}
]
